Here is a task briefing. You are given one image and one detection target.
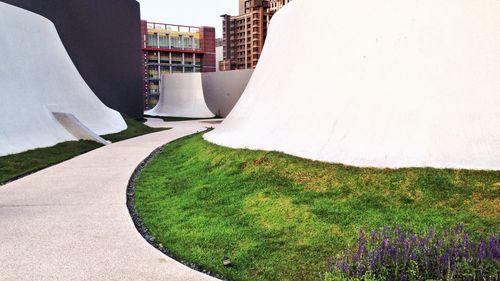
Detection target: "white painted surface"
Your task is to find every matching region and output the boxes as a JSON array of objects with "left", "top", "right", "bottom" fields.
[
  {"left": 145, "top": 73, "right": 215, "bottom": 118},
  {"left": 202, "top": 69, "right": 253, "bottom": 117},
  {"left": 0, "top": 3, "right": 126, "bottom": 156},
  {"left": 52, "top": 113, "right": 110, "bottom": 145},
  {"left": 205, "top": 0, "right": 500, "bottom": 170}
]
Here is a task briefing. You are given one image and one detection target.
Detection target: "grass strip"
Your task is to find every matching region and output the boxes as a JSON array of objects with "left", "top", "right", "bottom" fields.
[{"left": 1, "top": 114, "right": 167, "bottom": 185}]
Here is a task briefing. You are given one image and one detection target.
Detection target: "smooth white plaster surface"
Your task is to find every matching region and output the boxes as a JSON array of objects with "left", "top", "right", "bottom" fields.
[
  {"left": 202, "top": 69, "right": 254, "bottom": 117},
  {"left": 0, "top": 3, "right": 126, "bottom": 156},
  {"left": 205, "top": 0, "right": 500, "bottom": 170},
  {"left": 145, "top": 73, "right": 215, "bottom": 118}
]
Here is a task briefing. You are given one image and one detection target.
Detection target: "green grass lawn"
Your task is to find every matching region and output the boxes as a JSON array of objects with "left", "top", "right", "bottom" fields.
[
  {"left": 0, "top": 140, "right": 102, "bottom": 185},
  {"left": 0, "top": 115, "right": 167, "bottom": 185},
  {"left": 134, "top": 133, "right": 500, "bottom": 281}
]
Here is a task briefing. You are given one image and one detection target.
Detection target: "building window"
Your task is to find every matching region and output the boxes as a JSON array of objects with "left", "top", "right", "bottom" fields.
[
  {"left": 171, "top": 53, "right": 183, "bottom": 64},
  {"left": 147, "top": 52, "right": 158, "bottom": 63},
  {"left": 195, "top": 54, "right": 202, "bottom": 66},
  {"left": 171, "top": 36, "right": 182, "bottom": 49},
  {"left": 147, "top": 66, "right": 159, "bottom": 78},
  {"left": 159, "top": 53, "right": 169, "bottom": 63},
  {"left": 148, "top": 81, "right": 160, "bottom": 93},
  {"left": 184, "top": 37, "right": 193, "bottom": 49},
  {"left": 159, "top": 35, "right": 169, "bottom": 48},
  {"left": 147, "top": 34, "right": 157, "bottom": 47},
  {"left": 160, "top": 66, "right": 170, "bottom": 74},
  {"left": 172, "top": 66, "right": 183, "bottom": 73}
]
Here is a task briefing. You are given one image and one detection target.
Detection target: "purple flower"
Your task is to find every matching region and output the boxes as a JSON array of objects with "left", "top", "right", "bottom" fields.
[
  {"left": 437, "top": 239, "right": 444, "bottom": 248},
  {"left": 357, "top": 263, "right": 364, "bottom": 278},
  {"left": 401, "top": 271, "right": 407, "bottom": 281},
  {"left": 411, "top": 250, "right": 417, "bottom": 260},
  {"left": 341, "top": 262, "right": 348, "bottom": 273},
  {"left": 327, "top": 225, "right": 499, "bottom": 281},
  {"left": 358, "top": 229, "right": 367, "bottom": 259},
  {"left": 488, "top": 236, "right": 496, "bottom": 259},
  {"left": 395, "top": 225, "right": 401, "bottom": 238},
  {"left": 478, "top": 238, "right": 486, "bottom": 261},
  {"left": 370, "top": 251, "right": 376, "bottom": 271},
  {"left": 376, "top": 246, "right": 383, "bottom": 263}
]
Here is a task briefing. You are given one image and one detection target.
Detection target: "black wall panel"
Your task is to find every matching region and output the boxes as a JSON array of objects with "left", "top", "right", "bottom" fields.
[{"left": 1, "top": 0, "right": 144, "bottom": 118}]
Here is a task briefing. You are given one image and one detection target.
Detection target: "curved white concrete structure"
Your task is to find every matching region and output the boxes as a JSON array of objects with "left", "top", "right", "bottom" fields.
[
  {"left": 205, "top": 0, "right": 500, "bottom": 170},
  {"left": 146, "top": 73, "right": 215, "bottom": 118},
  {"left": 0, "top": 3, "right": 126, "bottom": 156},
  {"left": 203, "top": 69, "right": 253, "bottom": 117}
]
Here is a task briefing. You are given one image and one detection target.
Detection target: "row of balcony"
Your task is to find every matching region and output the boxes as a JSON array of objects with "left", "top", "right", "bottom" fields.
[
  {"left": 147, "top": 56, "right": 201, "bottom": 60},
  {"left": 146, "top": 34, "right": 201, "bottom": 51},
  {"left": 146, "top": 62, "right": 201, "bottom": 67},
  {"left": 145, "top": 44, "right": 202, "bottom": 51}
]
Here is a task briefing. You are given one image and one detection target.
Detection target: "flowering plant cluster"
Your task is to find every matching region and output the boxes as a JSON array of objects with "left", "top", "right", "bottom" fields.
[{"left": 321, "top": 225, "right": 499, "bottom": 281}]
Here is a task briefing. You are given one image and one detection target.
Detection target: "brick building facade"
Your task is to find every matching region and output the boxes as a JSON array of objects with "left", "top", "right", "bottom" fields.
[{"left": 141, "top": 21, "right": 215, "bottom": 108}]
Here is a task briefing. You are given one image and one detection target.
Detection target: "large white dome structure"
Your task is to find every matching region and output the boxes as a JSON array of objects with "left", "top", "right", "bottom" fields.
[
  {"left": 205, "top": 0, "right": 500, "bottom": 170},
  {"left": 145, "top": 73, "right": 215, "bottom": 118},
  {"left": 0, "top": 2, "right": 126, "bottom": 156}
]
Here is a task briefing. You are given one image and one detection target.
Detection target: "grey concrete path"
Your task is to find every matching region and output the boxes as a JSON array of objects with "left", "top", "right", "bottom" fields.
[{"left": 0, "top": 120, "right": 221, "bottom": 281}]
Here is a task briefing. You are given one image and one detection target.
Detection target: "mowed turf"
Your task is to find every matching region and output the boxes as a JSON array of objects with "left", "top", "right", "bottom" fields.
[{"left": 134, "top": 134, "right": 500, "bottom": 281}]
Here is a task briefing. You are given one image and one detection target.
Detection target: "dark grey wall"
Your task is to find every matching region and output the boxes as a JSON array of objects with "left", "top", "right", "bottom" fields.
[
  {"left": 1, "top": 0, "right": 144, "bottom": 118},
  {"left": 202, "top": 69, "right": 253, "bottom": 117}
]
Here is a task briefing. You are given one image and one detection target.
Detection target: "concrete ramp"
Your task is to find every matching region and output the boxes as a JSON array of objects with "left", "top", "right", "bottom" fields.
[
  {"left": 0, "top": 2, "right": 126, "bottom": 156},
  {"left": 52, "top": 113, "right": 110, "bottom": 145},
  {"left": 146, "top": 73, "right": 215, "bottom": 118},
  {"left": 205, "top": 0, "right": 500, "bottom": 170}
]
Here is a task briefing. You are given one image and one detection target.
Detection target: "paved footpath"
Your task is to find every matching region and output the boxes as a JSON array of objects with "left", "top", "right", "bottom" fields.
[{"left": 0, "top": 119, "right": 222, "bottom": 281}]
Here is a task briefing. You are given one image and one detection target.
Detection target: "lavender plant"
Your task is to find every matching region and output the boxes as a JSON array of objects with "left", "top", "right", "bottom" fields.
[{"left": 321, "top": 225, "right": 500, "bottom": 281}]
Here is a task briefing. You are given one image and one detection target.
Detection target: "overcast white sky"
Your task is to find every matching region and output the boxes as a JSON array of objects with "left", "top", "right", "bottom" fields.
[{"left": 137, "top": 0, "right": 238, "bottom": 38}]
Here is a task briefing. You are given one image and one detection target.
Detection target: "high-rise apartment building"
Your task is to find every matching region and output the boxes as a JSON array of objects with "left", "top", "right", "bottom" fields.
[
  {"left": 219, "top": 0, "right": 291, "bottom": 71},
  {"left": 269, "top": 0, "right": 293, "bottom": 12},
  {"left": 141, "top": 21, "right": 216, "bottom": 108},
  {"left": 238, "top": 0, "right": 246, "bottom": 15}
]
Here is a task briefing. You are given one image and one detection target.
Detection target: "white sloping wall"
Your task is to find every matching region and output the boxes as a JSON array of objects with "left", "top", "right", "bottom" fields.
[
  {"left": 204, "top": 0, "right": 500, "bottom": 170},
  {"left": 0, "top": 2, "right": 126, "bottom": 156},
  {"left": 145, "top": 73, "right": 215, "bottom": 118},
  {"left": 202, "top": 69, "right": 253, "bottom": 118}
]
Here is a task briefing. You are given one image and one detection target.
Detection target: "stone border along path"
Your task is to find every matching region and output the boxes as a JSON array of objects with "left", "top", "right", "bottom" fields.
[
  {"left": 0, "top": 119, "right": 222, "bottom": 281},
  {"left": 126, "top": 139, "right": 227, "bottom": 281}
]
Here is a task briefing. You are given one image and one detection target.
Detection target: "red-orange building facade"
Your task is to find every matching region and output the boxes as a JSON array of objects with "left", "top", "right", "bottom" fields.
[{"left": 141, "top": 21, "right": 216, "bottom": 108}]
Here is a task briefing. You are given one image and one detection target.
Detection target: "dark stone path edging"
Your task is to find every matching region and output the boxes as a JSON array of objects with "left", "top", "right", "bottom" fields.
[{"left": 126, "top": 134, "right": 229, "bottom": 281}]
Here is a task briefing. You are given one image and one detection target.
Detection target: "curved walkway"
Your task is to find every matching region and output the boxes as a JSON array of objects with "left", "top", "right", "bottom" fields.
[{"left": 0, "top": 119, "right": 222, "bottom": 281}]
